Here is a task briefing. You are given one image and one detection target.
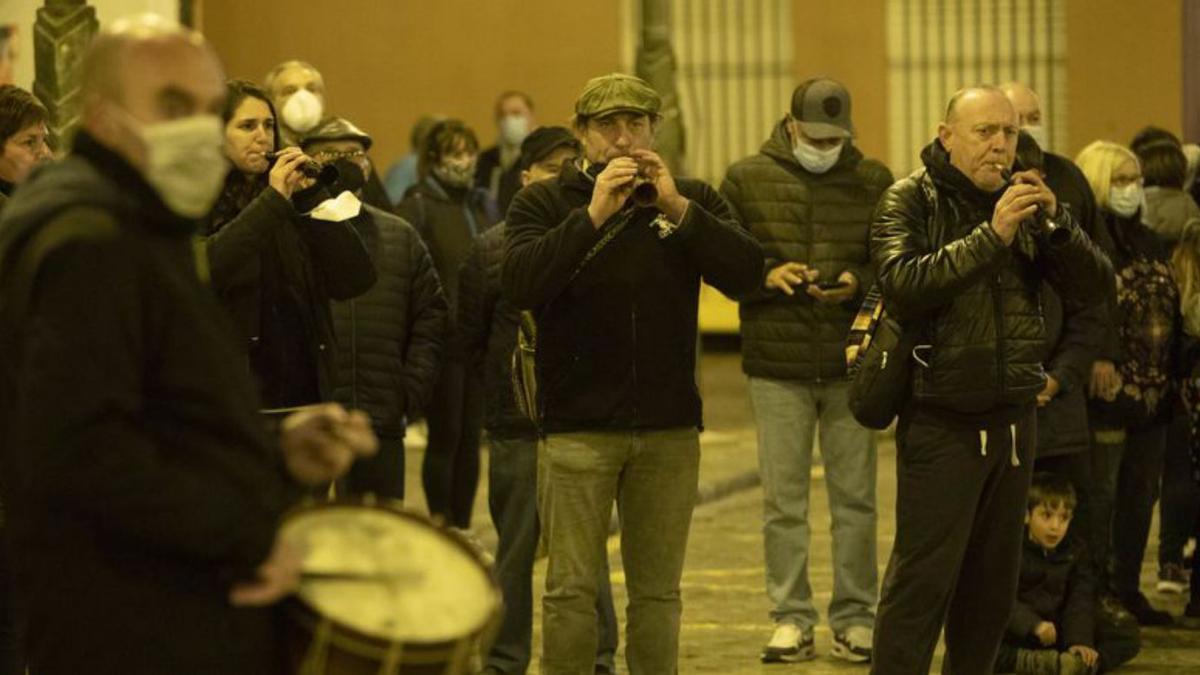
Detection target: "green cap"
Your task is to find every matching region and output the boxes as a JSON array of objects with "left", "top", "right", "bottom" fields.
[{"left": 574, "top": 73, "right": 662, "bottom": 121}]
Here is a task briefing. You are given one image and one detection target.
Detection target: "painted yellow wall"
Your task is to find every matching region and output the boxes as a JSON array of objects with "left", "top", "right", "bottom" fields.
[
  {"left": 1063, "top": 0, "right": 1182, "bottom": 158},
  {"left": 792, "top": 0, "right": 889, "bottom": 163},
  {"left": 202, "top": 0, "right": 621, "bottom": 172}
]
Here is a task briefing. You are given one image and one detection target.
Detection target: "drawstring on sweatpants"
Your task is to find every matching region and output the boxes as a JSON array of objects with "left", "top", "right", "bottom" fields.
[
  {"left": 1010, "top": 423, "right": 1020, "bottom": 467},
  {"left": 979, "top": 426, "right": 1021, "bottom": 466}
]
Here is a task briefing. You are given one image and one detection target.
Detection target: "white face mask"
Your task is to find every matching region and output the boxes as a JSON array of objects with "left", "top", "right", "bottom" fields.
[
  {"left": 1109, "top": 183, "right": 1144, "bottom": 218},
  {"left": 793, "top": 137, "right": 843, "bottom": 174},
  {"left": 499, "top": 115, "right": 530, "bottom": 146},
  {"left": 1022, "top": 125, "right": 1050, "bottom": 152},
  {"left": 281, "top": 89, "right": 323, "bottom": 133},
  {"left": 122, "top": 112, "right": 229, "bottom": 218}
]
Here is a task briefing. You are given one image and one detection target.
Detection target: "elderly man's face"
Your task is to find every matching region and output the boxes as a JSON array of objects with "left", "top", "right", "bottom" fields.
[
  {"left": 113, "top": 38, "right": 226, "bottom": 168},
  {"left": 578, "top": 112, "right": 653, "bottom": 164},
  {"left": 1005, "top": 84, "right": 1042, "bottom": 128},
  {"left": 938, "top": 90, "right": 1018, "bottom": 192},
  {"left": 306, "top": 138, "right": 370, "bottom": 185},
  {"left": 270, "top": 66, "right": 325, "bottom": 121}
]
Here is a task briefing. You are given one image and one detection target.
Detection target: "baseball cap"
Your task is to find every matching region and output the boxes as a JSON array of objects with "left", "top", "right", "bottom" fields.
[
  {"left": 300, "top": 117, "right": 373, "bottom": 151},
  {"left": 519, "top": 126, "right": 580, "bottom": 170},
  {"left": 574, "top": 73, "right": 662, "bottom": 121},
  {"left": 790, "top": 78, "right": 854, "bottom": 140}
]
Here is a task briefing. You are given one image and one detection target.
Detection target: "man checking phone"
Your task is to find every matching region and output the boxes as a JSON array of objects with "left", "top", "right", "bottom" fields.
[{"left": 721, "top": 78, "right": 894, "bottom": 665}]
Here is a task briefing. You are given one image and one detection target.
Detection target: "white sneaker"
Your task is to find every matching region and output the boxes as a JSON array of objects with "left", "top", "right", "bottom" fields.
[
  {"left": 832, "top": 625, "right": 874, "bottom": 663},
  {"left": 760, "top": 623, "right": 815, "bottom": 663}
]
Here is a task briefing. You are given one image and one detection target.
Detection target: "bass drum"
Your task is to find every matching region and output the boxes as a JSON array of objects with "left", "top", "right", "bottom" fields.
[{"left": 282, "top": 499, "right": 501, "bottom": 674}]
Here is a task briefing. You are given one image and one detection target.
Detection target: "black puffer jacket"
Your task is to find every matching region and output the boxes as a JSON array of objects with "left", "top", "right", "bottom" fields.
[
  {"left": 1036, "top": 153, "right": 1107, "bottom": 459},
  {"left": 722, "top": 119, "right": 894, "bottom": 380},
  {"left": 871, "top": 141, "right": 1111, "bottom": 421},
  {"left": 332, "top": 205, "right": 448, "bottom": 438},
  {"left": 201, "top": 181, "right": 376, "bottom": 408},
  {"left": 458, "top": 222, "right": 535, "bottom": 438},
  {"left": 503, "top": 162, "right": 764, "bottom": 433},
  {"left": 1008, "top": 534, "right": 1095, "bottom": 649}
]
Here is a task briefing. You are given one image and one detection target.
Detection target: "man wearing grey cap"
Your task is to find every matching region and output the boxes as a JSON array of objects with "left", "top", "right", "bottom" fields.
[
  {"left": 503, "top": 73, "right": 763, "bottom": 674},
  {"left": 722, "top": 77, "right": 893, "bottom": 665}
]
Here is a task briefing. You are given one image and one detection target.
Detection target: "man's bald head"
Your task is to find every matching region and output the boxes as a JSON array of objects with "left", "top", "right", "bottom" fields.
[
  {"left": 944, "top": 85, "right": 1013, "bottom": 124},
  {"left": 80, "top": 15, "right": 226, "bottom": 169},
  {"left": 938, "top": 86, "right": 1019, "bottom": 191},
  {"left": 1000, "top": 81, "right": 1043, "bottom": 127}
]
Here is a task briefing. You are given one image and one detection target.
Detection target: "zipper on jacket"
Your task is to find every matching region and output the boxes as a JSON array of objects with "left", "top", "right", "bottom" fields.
[
  {"left": 631, "top": 307, "right": 640, "bottom": 421},
  {"left": 992, "top": 274, "right": 1007, "bottom": 398},
  {"left": 808, "top": 194, "right": 821, "bottom": 384},
  {"left": 350, "top": 299, "right": 359, "bottom": 409}
]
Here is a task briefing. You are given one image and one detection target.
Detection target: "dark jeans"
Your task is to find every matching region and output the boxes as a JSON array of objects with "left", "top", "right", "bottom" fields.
[
  {"left": 994, "top": 609, "right": 1140, "bottom": 673},
  {"left": 1109, "top": 424, "right": 1168, "bottom": 599},
  {"left": 1160, "top": 415, "right": 1200, "bottom": 567},
  {"left": 1089, "top": 428, "right": 1125, "bottom": 588},
  {"left": 339, "top": 433, "right": 405, "bottom": 500},
  {"left": 872, "top": 409, "right": 1035, "bottom": 675},
  {"left": 484, "top": 436, "right": 618, "bottom": 674},
  {"left": 422, "top": 361, "right": 484, "bottom": 528},
  {"left": 0, "top": 529, "right": 15, "bottom": 675},
  {"left": 1034, "top": 450, "right": 1093, "bottom": 553}
]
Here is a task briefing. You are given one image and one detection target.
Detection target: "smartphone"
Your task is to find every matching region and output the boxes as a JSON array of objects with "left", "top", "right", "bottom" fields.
[{"left": 815, "top": 280, "right": 851, "bottom": 291}]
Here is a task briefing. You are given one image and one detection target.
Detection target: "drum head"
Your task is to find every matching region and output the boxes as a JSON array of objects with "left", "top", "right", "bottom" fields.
[{"left": 281, "top": 502, "right": 498, "bottom": 644}]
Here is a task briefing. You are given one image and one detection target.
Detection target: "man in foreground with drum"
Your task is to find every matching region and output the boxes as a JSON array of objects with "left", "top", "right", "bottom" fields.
[
  {"left": 502, "top": 73, "right": 763, "bottom": 673},
  {"left": 0, "top": 16, "right": 376, "bottom": 675}
]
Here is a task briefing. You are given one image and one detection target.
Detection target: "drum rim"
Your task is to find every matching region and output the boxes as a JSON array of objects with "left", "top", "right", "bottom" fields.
[{"left": 281, "top": 496, "right": 503, "bottom": 646}]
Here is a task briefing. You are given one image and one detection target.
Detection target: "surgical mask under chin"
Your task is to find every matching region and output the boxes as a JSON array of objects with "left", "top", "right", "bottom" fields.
[
  {"left": 499, "top": 115, "right": 530, "bottom": 146},
  {"left": 1022, "top": 125, "right": 1050, "bottom": 152},
  {"left": 1109, "top": 184, "right": 1143, "bottom": 218},
  {"left": 281, "top": 89, "right": 323, "bottom": 133},
  {"left": 434, "top": 161, "right": 475, "bottom": 188},
  {"left": 126, "top": 112, "right": 229, "bottom": 218},
  {"left": 793, "top": 139, "right": 843, "bottom": 174}
]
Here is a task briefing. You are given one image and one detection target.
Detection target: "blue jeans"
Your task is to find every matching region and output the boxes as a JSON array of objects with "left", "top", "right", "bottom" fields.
[
  {"left": 542, "top": 429, "right": 700, "bottom": 675},
  {"left": 748, "top": 377, "right": 878, "bottom": 631},
  {"left": 484, "top": 436, "right": 617, "bottom": 674}
]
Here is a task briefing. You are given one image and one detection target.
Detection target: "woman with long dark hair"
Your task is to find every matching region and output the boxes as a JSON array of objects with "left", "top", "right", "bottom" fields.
[{"left": 202, "top": 79, "right": 375, "bottom": 409}]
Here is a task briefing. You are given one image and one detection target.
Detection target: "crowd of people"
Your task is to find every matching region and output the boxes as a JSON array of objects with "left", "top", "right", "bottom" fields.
[{"left": 0, "top": 12, "right": 1199, "bottom": 675}]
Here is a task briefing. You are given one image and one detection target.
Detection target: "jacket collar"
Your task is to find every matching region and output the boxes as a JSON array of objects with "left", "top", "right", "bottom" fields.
[
  {"left": 922, "top": 139, "right": 1004, "bottom": 210},
  {"left": 72, "top": 131, "right": 197, "bottom": 237}
]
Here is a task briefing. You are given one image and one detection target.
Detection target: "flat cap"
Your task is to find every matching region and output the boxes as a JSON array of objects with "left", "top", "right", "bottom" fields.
[{"left": 574, "top": 73, "right": 662, "bottom": 120}]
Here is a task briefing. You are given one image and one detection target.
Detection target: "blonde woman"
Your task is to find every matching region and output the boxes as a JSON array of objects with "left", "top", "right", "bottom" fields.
[
  {"left": 1172, "top": 223, "right": 1200, "bottom": 626},
  {"left": 1077, "top": 140, "right": 1178, "bottom": 625}
]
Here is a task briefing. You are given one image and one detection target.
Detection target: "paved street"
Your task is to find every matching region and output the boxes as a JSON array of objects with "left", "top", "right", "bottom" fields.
[{"left": 401, "top": 350, "right": 1200, "bottom": 673}]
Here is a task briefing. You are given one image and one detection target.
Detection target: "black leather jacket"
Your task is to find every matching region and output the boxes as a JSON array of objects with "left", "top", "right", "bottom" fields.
[{"left": 871, "top": 141, "right": 1112, "bottom": 422}]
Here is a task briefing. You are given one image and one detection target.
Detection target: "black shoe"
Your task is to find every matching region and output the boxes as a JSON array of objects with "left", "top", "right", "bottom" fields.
[
  {"left": 1182, "top": 601, "right": 1200, "bottom": 629},
  {"left": 1122, "top": 592, "right": 1174, "bottom": 626}
]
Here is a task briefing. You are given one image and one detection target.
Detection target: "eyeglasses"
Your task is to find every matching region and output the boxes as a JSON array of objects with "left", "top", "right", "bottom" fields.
[{"left": 311, "top": 149, "right": 367, "bottom": 162}]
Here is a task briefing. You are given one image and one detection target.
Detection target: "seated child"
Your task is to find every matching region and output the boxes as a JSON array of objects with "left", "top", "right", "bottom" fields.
[{"left": 995, "top": 473, "right": 1141, "bottom": 674}]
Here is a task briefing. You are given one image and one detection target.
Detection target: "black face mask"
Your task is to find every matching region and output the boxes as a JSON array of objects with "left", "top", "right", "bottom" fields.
[{"left": 331, "top": 158, "right": 367, "bottom": 194}]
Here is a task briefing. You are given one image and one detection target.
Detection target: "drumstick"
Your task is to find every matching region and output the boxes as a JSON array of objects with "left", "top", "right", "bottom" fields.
[{"left": 301, "top": 570, "right": 423, "bottom": 583}]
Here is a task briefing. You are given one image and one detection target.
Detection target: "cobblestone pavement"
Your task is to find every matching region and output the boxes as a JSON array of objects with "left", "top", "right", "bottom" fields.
[{"left": 399, "top": 351, "right": 1200, "bottom": 673}]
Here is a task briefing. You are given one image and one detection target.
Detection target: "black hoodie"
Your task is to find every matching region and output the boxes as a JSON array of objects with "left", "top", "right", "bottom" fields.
[
  {"left": 503, "top": 160, "right": 763, "bottom": 433},
  {"left": 0, "top": 133, "right": 295, "bottom": 675}
]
